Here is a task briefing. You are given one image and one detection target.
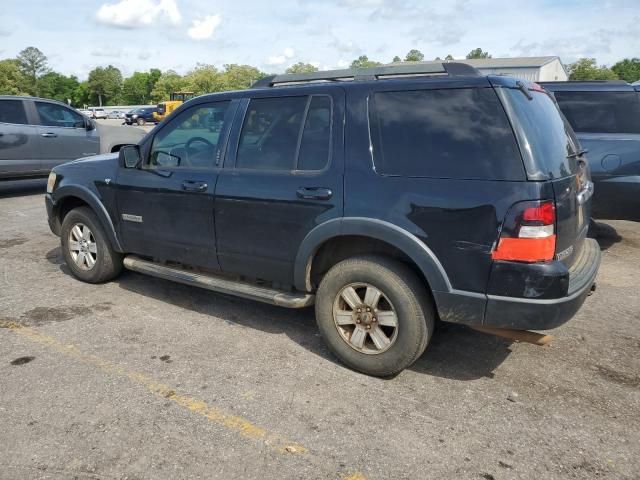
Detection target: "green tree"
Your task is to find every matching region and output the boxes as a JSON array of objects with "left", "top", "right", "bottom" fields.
[
  {"left": 150, "top": 70, "right": 185, "bottom": 102},
  {"left": 404, "top": 49, "right": 424, "bottom": 62},
  {"left": 72, "top": 81, "right": 92, "bottom": 107},
  {"left": 466, "top": 48, "right": 491, "bottom": 59},
  {"left": 350, "top": 55, "right": 382, "bottom": 69},
  {"left": 392, "top": 55, "right": 402, "bottom": 63},
  {"left": 445, "top": 54, "right": 454, "bottom": 60},
  {"left": 285, "top": 62, "right": 319, "bottom": 74},
  {"left": 219, "top": 64, "right": 265, "bottom": 90},
  {"left": 147, "top": 68, "right": 162, "bottom": 94},
  {"left": 568, "top": 58, "right": 618, "bottom": 80},
  {"left": 122, "top": 71, "right": 151, "bottom": 104},
  {"left": 611, "top": 58, "right": 640, "bottom": 83},
  {"left": 36, "top": 72, "right": 80, "bottom": 103},
  {"left": 0, "top": 59, "right": 27, "bottom": 95},
  {"left": 87, "top": 65, "right": 123, "bottom": 106},
  {"left": 183, "top": 64, "right": 222, "bottom": 95},
  {"left": 17, "top": 47, "right": 49, "bottom": 95}
]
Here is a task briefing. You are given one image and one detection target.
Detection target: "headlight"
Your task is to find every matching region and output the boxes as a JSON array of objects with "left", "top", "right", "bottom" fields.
[{"left": 46, "top": 172, "right": 57, "bottom": 193}]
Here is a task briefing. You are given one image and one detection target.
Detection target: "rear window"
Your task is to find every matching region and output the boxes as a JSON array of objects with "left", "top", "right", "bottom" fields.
[
  {"left": 553, "top": 91, "right": 640, "bottom": 134},
  {"left": 0, "top": 100, "right": 28, "bottom": 125},
  {"left": 368, "top": 88, "right": 524, "bottom": 180},
  {"left": 502, "top": 89, "right": 577, "bottom": 179}
]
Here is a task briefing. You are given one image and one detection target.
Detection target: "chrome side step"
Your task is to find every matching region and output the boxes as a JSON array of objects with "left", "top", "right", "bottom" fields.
[{"left": 123, "top": 255, "right": 315, "bottom": 308}]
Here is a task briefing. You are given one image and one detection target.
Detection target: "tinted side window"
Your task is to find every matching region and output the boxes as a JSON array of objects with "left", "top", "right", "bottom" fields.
[
  {"left": 553, "top": 91, "right": 640, "bottom": 134},
  {"left": 369, "top": 88, "right": 524, "bottom": 180},
  {"left": 149, "top": 102, "right": 230, "bottom": 169},
  {"left": 297, "top": 96, "right": 332, "bottom": 170},
  {"left": 36, "top": 102, "right": 84, "bottom": 128},
  {"left": 237, "top": 97, "right": 307, "bottom": 171},
  {"left": 0, "top": 100, "right": 28, "bottom": 125}
]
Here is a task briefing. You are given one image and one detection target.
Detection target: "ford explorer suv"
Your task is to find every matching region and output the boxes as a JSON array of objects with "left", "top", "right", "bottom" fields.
[
  {"left": 45, "top": 63, "right": 600, "bottom": 376},
  {"left": 0, "top": 96, "right": 146, "bottom": 179},
  {"left": 542, "top": 81, "right": 640, "bottom": 221}
]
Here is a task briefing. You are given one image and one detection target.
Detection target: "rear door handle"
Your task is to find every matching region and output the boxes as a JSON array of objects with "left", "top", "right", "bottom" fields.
[
  {"left": 296, "top": 187, "right": 333, "bottom": 201},
  {"left": 41, "top": 132, "right": 58, "bottom": 138},
  {"left": 182, "top": 180, "right": 208, "bottom": 192}
]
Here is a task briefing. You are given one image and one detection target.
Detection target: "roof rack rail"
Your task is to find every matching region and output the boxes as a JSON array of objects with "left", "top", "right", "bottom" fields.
[{"left": 252, "top": 62, "right": 480, "bottom": 88}]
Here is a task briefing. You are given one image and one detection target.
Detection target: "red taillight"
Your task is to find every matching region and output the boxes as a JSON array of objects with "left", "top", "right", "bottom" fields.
[
  {"left": 492, "top": 200, "right": 556, "bottom": 263},
  {"left": 522, "top": 202, "right": 555, "bottom": 225}
]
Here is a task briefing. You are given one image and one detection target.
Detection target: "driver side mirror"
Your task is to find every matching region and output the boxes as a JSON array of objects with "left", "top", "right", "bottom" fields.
[
  {"left": 85, "top": 118, "right": 96, "bottom": 131},
  {"left": 120, "top": 145, "right": 142, "bottom": 169}
]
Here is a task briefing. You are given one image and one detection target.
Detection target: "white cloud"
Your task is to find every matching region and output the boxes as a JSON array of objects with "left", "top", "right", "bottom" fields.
[
  {"left": 267, "top": 47, "right": 295, "bottom": 65},
  {"left": 96, "top": 0, "right": 181, "bottom": 28},
  {"left": 187, "top": 14, "right": 222, "bottom": 40},
  {"left": 267, "top": 55, "right": 286, "bottom": 66},
  {"left": 90, "top": 47, "right": 124, "bottom": 58}
]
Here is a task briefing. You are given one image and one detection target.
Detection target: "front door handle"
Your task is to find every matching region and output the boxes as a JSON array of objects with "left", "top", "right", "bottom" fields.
[
  {"left": 182, "top": 180, "right": 208, "bottom": 192},
  {"left": 296, "top": 187, "right": 333, "bottom": 201},
  {"left": 41, "top": 132, "right": 58, "bottom": 138}
]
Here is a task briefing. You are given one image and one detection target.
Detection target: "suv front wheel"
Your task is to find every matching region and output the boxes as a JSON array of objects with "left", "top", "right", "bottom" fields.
[
  {"left": 315, "top": 255, "right": 434, "bottom": 377},
  {"left": 61, "top": 207, "right": 123, "bottom": 283}
]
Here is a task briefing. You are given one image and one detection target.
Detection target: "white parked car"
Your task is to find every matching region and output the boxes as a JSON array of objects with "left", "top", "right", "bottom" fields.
[{"left": 90, "top": 109, "right": 108, "bottom": 119}]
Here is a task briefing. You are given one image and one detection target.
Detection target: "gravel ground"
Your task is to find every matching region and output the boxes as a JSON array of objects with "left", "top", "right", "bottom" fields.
[{"left": 0, "top": 181, "right": 638, "bottom": 480}]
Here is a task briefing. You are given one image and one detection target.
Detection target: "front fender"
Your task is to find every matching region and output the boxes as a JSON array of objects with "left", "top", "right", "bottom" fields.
[
  {"left": 51, "top": 184, "right": 123, "bottom": 252},
  {"left": 293, "top": 217, "right": 452, "bottom": 293}
]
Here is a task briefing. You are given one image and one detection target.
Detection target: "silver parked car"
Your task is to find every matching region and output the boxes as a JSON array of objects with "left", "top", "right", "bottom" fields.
[{"left": 0, "top": 96, "right": 146, "bottom": 179}]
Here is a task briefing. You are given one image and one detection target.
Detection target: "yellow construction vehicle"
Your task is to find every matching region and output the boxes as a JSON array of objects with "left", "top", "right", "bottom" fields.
[{"left": 153, "top": 91, "right": 196, "bottom": 122}]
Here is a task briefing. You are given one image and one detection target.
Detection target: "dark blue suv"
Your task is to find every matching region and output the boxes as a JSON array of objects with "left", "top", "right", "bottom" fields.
[
  {"left": 542, "top": 81, "right": 640, "bottom": 222},
  {"left": 44, "top": 63, "right": 600, "bottom": 376}
]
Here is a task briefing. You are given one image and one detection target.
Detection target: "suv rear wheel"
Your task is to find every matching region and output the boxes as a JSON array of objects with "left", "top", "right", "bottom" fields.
[
  {"left": 315, "top": 255, "right": 433, "bottom": 376},
  {"left": 61, "top": 207, "right": 123, "bottom": 283}
]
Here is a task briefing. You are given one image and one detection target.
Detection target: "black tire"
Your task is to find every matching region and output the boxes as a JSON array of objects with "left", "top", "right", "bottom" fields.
[
  {"left": 61, "top": 207, "right": 123, "bottom": 283},
  {"left": 315, "top": 255, "right": 434, "bottom": 377},
  {"left": 137, "top": 118, "right": 145, "bottom": 126}
]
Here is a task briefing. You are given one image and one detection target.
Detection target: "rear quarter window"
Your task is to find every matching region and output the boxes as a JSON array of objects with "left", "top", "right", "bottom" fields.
[
  {"left": 553, "top": 91, "right": 640, "bottom": 134},
  {"left": 0, "top": 99, "right": 28, "bottom": 125},
  {"left": 368, "top": 88, "right": 525, "bottom": 180}
]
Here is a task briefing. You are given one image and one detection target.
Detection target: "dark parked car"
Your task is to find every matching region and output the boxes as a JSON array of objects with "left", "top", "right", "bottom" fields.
[
  {"left": 542, "top": 81, "right": 640, "bottom": 221},
  {"left": 124, "top": 107, "right": 158, "bottom": 126},
  {"left": 0, "top": 96, "right": 145, "bottom": 179},
  {"left": 45, "top": 63, "right": 600, "bottom": 376}
]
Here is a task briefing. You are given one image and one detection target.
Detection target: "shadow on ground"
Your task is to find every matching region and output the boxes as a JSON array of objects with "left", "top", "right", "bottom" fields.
[
  {"left": 591, "top": 221, "right": 622, "bottom": 251},
  {"left": 0, "top": 178, "right": 47, "bottom": 199},
  {"left": 46, "top": 245, "right": 512, "bottom": 380}
]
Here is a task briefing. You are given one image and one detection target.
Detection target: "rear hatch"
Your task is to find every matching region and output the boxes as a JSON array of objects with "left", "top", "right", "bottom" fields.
[{"left": 494, "top": 78, "right": 592, "bottom": 268}]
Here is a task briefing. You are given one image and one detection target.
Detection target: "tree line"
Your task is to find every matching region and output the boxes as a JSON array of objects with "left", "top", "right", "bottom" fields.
[{"left": 1, "top": 47, "right": 638, "bottom": 107}]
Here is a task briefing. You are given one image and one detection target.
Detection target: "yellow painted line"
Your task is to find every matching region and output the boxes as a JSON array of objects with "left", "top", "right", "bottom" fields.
[
  {"left": 343, "top": 473, "right": 368, "bottom": 480},
  {"left": 0, "top": 320, "right": 307, "bottom": 454}
]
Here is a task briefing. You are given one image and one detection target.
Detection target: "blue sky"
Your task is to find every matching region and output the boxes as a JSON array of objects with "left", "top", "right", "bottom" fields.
[{"left": 0, "top": 0, "right": 638, "bottom": 79}]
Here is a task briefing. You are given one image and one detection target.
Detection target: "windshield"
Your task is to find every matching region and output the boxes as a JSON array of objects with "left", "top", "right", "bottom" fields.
[{"left": 501, "top": 88, "right": 578, "bottom": 180}]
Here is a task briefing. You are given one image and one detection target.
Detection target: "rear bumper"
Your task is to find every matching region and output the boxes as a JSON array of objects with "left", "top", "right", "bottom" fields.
[
  {"left": 434, "top": 238, "right": 601, "bottom": 331},
  {"left": 484, "top": 238, "right": 600, "bottom": 330}
]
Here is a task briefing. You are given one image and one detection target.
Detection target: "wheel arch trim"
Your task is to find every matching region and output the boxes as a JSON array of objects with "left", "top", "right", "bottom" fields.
[
  {"left": 294, "top": 217, "right": 452, "bottom": 293},
  {"left": 52, "top": 185, "right": 123, "bottom": 252}
]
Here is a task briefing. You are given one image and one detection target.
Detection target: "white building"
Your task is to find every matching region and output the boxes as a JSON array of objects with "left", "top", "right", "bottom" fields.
[{"left": 462, "top": 56, "right": 568, "bottom": 82}]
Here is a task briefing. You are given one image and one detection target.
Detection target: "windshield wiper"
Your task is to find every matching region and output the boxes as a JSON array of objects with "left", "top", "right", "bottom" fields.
[{"left": 567, "top": 148, "right": 588, "bottom": 159}]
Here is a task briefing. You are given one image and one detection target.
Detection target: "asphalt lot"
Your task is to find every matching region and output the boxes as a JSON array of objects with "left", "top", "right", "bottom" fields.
[
  {"left": 0, "top": 180, "right": 638, "bottom": 480},
  {"left": 97, "top": 118, "right": 157, "bottom": 133}
]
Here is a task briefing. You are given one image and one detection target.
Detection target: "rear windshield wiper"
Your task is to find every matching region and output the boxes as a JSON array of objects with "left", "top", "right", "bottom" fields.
[
  {"left": 515, "top": 81, "right": 533, "bottom": 100},
  {"left": 567, "top": 148, "right": 588, "bottom": 159}
]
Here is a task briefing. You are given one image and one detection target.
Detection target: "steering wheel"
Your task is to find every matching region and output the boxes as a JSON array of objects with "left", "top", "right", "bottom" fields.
[
  {"left": 186, "top": 136, "right": 214, "bottom": 150},
  {"left": 181, "top": 137, "right": 215, "bottom": 167}
]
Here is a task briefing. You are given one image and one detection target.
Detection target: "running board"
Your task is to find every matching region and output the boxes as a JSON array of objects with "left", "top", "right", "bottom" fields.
[{"left": 123, "top": 256, "right": 315, "bottom": 308}]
